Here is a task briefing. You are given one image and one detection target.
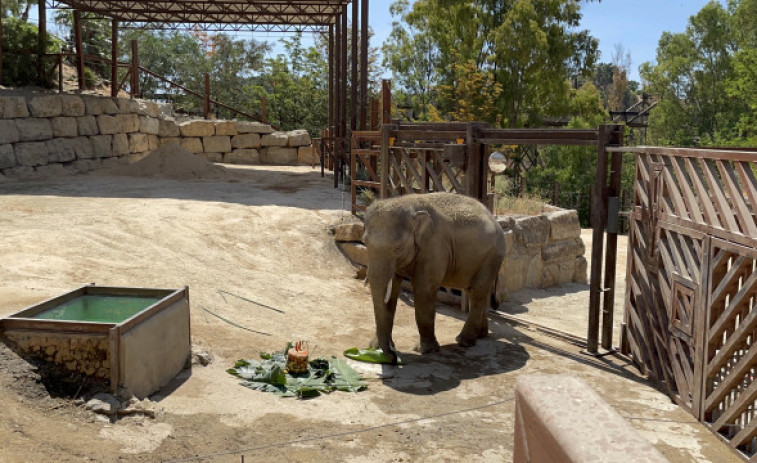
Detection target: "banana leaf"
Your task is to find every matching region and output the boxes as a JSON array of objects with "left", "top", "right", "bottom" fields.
[
  {"left": 228, "top": 344, "right": 367, "bottom": 398},
  {"left": 343, "top": 347, "right": 403, "bottom": 365},
  {"left": 328, "top": 356, "right": 368, "bottom": 392}
]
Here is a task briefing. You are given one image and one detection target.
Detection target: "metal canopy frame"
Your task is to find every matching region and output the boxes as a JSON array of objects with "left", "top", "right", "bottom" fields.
[
  {"left": 47, "top": 0, "right": 349, "bottom": 30},
  {"left": 27, "top": 0, "right": 371, "bottom": 180}
]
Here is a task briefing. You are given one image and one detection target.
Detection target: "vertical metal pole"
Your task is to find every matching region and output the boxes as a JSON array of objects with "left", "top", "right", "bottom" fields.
[
  {"left": 587, "top": 125, "right": 612, "bottom": 354},
  {"left": 334, "top": 15, "right": 341, "bottom": 188},
  {"left": 340, "top": 7, "right": 348, "bottom": 184},
  {"left": 204, "top": 73, "right": 210, "bottom": 119},
  {"left": 74, "top": 11, "right": 85, "bottom": 90},
  {"left": 601, "top": 126, "right": 623, "bottom": 350},
  {"left": 130, "top": 39, "right": 139, "bottom": 98},
  {"left": 351, "top": 0, "right": 358, "bottom": 133},
  {"left": 328, "top": 24, "right": 334, "bottom": 156},
  {"left": 37, "top": 0, "right": 46, "bottom": 85},
  {"left": 111, "top": 19, "right": 118, "bottom": 97},
  {"left": 58, "top": 54, "right": 62, "bottom": 92},
  {"left": 360, "top": 0, "right": 369, "bottom": 130},
  {"left": 0, "top": 0, "right": 4, "bottom": 86}
]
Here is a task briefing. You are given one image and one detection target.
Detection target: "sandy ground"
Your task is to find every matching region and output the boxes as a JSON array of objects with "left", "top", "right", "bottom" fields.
[{"left": 0, "top": 165, "right": 741, "bottom": 462}]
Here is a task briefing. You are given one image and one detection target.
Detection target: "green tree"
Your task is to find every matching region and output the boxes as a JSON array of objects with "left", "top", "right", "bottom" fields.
[
  {"left": 384, "top": 0, "right": 599, "bottom": 127},
  {"left": 641, "top": 1, "right": 745, "bottom": 145}
]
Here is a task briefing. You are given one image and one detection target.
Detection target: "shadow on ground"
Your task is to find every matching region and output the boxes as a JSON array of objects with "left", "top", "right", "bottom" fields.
[{"left": 377, "top": 309, "right": 529, "bottom": 396}]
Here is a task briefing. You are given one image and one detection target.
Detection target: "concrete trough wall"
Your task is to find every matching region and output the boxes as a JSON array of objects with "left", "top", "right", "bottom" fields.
[
  {"left": 0, "top": 285, "right": 191, "bottom": 399},
  {"left": 333, "top": 208, "right": 587, "bottom": 297},
  {"left": 116, "top": 296, "right": 190, "bottom": 398}
]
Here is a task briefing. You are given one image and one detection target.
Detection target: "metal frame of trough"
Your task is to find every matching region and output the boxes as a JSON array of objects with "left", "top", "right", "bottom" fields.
[{"left": 350, "top": 121, "right": 624, "bottom": 352}]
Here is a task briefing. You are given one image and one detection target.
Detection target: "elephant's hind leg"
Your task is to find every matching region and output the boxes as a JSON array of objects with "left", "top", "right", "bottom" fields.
[{"left": 456, "top": 288, "right": 490, "bottom": 347}]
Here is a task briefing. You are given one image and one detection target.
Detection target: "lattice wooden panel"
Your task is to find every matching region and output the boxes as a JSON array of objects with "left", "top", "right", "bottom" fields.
[
  {"left": 702, "top": 239, "right": 757, "bottom": 457},
  {"left": 643, "top": 151, "right": 757, "bottom": 244},
  {"left": 385, "top": 147, "right": 467, "bottom": 197},
  {"left": 624, "top": 147, "right": 757, "bottom": 459}
]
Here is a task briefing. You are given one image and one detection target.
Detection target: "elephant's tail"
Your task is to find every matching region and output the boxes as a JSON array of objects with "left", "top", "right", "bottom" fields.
[{"left": 490, "top": 277, "right": 501, "bottom": 310}]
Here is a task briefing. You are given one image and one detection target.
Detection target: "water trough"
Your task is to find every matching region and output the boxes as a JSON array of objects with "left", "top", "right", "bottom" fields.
[{"left": 0, "top": 285, "right": 191, "bottom": 398}]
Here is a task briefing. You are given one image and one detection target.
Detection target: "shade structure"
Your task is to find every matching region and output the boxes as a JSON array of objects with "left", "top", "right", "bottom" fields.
[{"left": 47, "top": 0, "right": 351, "bottom": 32}]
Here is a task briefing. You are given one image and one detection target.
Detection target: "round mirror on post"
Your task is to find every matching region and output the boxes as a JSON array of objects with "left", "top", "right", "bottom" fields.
[{"left": 488, "top": 151, "right": 507, "bottom": 173}]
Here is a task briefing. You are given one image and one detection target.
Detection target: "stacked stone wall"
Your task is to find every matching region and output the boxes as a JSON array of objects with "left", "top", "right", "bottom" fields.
[
  {"left": 159, "top": 118, "right": 315, "bottom": 166},
  {"left": 3, "top": 330, "right": 110, "bottom": 379},
  {"left": 0, "top": 92, "right": 163, "bottom": 181},
  {"left": 0, "top": 91, "right": 316, "bottom": 182}
]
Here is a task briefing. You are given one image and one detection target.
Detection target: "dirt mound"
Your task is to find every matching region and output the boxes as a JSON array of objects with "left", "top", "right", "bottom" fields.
[{"left": 104, "top": 144, "right": 232, "bottom": 181}]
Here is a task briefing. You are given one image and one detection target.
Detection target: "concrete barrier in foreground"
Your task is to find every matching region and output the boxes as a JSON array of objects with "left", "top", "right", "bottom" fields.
[{"left": 514, "top": 374, "right": 668, "bottom": 463}]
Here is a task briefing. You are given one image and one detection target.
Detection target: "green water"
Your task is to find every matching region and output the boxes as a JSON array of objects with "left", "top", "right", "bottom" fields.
[{"left": 33, "top": 295, "right": 162, "bottom": 323}]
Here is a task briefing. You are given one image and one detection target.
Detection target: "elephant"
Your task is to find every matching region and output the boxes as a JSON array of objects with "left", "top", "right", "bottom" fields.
[{"left": 363, "top": 192, "right": 506, "bottom": 364}]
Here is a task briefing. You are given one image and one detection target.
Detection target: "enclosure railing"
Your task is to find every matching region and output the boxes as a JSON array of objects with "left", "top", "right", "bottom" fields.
[{"left": 2, "top": 48, "right": 269, "bottom": 125}]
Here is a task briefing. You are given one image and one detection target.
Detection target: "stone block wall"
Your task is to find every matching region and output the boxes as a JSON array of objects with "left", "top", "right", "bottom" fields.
[
  {"left": 497, "top": 209, "right": 587, "bottom": 295},
  {"left": 0, "top": 92, "right": 164, "bottom": 181},
  {"left": 0, "top": 91, "right": 317, "bottom": 182},
  {"left": 3, "top": 330, "right": 110, "bottom": 379},
  {"left": 158, "top": 118, "right": 315, "bottom": 166},
  {"left": 332, "top": 208, "right": 587, "bottom": 298}
]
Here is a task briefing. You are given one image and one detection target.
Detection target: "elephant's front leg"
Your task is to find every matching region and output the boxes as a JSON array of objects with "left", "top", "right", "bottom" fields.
[
  {"left": 413, "top": 286, "right": 441, "bottom": 354},
  {"left": 456, "top": 288, "right": 490, "bottom": 347}
]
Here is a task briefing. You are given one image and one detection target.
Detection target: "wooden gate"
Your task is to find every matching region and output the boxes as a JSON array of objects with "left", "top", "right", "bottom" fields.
[{"left": 621, "top": 146, "right": 757, "bottom": 458}]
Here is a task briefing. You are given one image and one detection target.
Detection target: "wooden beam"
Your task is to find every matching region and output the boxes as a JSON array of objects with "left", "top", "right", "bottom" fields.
[
  {"left": 587, "top": 124, "right": 612, "bottom": 354},
  {"left": 74, "top": 10, "right": 85, "bottom": 90},
  {"left": 601, "top": 126, "right": 623, "bottom": 350},
  {"left": 382, "top": 79, "right": 391, "bottom": 124},
  {"left": 111, "top": 19, "right": 119, "bottom": 97}
]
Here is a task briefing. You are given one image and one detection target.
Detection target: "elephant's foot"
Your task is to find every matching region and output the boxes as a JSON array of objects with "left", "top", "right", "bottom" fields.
[
  {"left": 477, "top": 325, "right": 489, "bottom": 339},
  {"left": 414, "top": 338, "right": 440, "bottom": 354},
  {"left": 456, "top": 332, "right": 478, "bottom": 348}
]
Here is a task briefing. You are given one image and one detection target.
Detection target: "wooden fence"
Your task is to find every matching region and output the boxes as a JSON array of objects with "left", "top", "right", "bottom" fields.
[{"left": 618, "top": 145, "right": 757, "bottom": 459}]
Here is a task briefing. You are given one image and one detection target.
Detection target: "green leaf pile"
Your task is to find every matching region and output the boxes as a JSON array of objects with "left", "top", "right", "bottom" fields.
[{"left": 227, "top": 344, "right": 367, "bottom": 398}]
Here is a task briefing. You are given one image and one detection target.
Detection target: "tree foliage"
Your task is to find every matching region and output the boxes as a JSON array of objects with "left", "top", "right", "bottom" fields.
[
  {"left": 641, "top": 0, "right": 755, "bottom": 145},
  {"left": 384, "top": 0, "right": 599, "bottom": 127}
]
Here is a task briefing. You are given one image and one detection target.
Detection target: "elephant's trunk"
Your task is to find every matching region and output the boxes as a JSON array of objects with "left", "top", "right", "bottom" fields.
[{"left": 369, "top": 264, "right": 399, "bottom": 364}]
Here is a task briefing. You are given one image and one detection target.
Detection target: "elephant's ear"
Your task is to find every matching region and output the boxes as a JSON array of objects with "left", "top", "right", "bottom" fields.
[{"left": 413, "top": 210, "right": 432, "bottom": 245}]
